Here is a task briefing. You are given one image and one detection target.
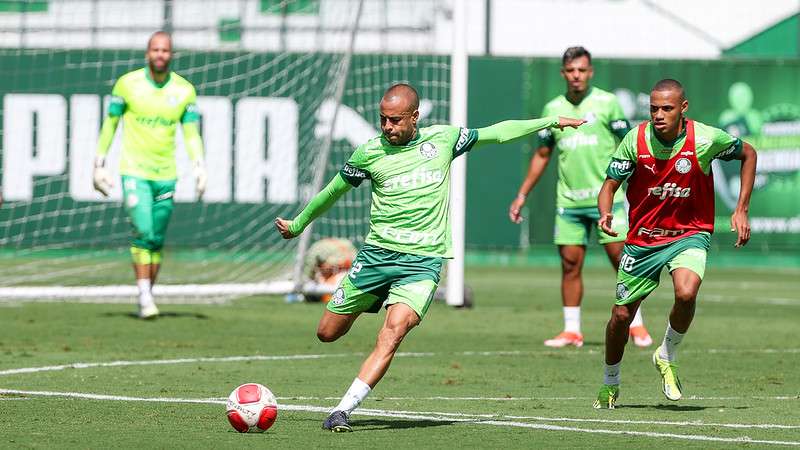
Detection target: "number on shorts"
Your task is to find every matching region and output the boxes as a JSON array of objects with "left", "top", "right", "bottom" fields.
[
  {"left": 348, "top": 262, "right": 363, "bottom": 280},
  {"left": 620, "top": 254, "right": 636, "bottom": 272}
]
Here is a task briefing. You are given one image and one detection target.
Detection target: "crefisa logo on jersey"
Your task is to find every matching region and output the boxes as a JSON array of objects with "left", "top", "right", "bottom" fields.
[
  {"left": 419, "top": 142, "right": 438, "bottom": 159},
  {"left": 675, "top": 157, "right": 692, "bottom": 174}
]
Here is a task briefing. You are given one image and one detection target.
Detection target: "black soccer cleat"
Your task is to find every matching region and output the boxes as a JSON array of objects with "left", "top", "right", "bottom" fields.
[{"left": 322, "top": 410, "right": 353, "bottom": 432}]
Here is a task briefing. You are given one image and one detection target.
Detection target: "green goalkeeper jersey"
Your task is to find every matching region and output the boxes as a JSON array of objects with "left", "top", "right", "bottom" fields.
[
  {"left": 104, "top": 68, "right": 200, "bottom": 180},
  {"left": 339, "top": 125, "right": 479, "bottom": 258},
  {"left": 538, "top": 87, "right": 629, "bottom": 208}
]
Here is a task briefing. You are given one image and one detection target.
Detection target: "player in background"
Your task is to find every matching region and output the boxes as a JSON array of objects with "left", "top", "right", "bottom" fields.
[
  {"left": 93, "top": 31, "right": 207, "bottom": 319},
  {"left": 276, "top": 83, "right": 585, "bottom": 432},
  {"left": 508, "top": 47, "right": 652, "bottom": 348},
  {"left": 593, "top": 79, "right": 756, "bottom": 409}
]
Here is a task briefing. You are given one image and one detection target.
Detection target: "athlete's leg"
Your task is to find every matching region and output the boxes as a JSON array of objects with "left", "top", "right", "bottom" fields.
[
  {"left": 668, "top": 268, "right": 701, "bottom": 333},
  {"left": 653, "top": 246, "right": 706, "bottom": 401},
  {"left": 605, "top": 298, "right": 644, "bottom": 365},
  {"left": 543, "top": 245, "right": 586, "bottom": 347},
  {"left": 357, "top": 302, "right": 420, "bottom": 387},
  {"left": 122, "top": 176, "right": 159, "bottom": 318},
  {"left": 604, "top": 241, "right": 651, "bottom": 346},
  {"left": 316, "top": 310, "right": 360, "bottom": 342},
  {"left": 559, "top": 244, "right": 586, "bottom": 308},
  {"left": 149, "top": 180, "right": 175, "bottom": 287},
  {"left": 324, "top": 303, "right": 420, "bottom": 431}
]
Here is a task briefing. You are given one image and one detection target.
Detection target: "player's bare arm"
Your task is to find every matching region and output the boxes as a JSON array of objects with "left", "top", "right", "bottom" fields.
[
  {"left": 509, "top": 145, "right": 553, "bottom": 223},
  {"left": 597, "top": 177, "right": 622, "bottom": 236},
  {"left": 731, "top": 141, "right": 757, "bottom": 248}
]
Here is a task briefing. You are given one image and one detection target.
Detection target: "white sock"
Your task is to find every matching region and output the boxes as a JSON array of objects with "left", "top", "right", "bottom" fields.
[
  {"left": 629, "top": 307, "right": 644, "bottom": 328},
  {"left": 137, "top": 279, "right": 153, "bottom": 306},
  {"left": 563, "top": 306, "right": 581, "bottom": 333},
  {"left": 604, "top": 362, "right": 621, "bottom": 385},
  {"left": 658, "top": 323, "right": 684, "bottom": 362},
  {"left": 333, "top": 378, "right": 371, "bottom": 415}
]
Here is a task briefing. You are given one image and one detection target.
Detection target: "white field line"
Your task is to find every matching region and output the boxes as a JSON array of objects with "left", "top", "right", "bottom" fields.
[
  {"left": 0, "top": 353, "right": 359, "bottom": 377},
  {"left": 0, "top": 296, "right": 230, "bottom": 305},
  {"left": 0, "top": 389, "right": 798, "bottom": 447},
  {"left": 2, "top": 349, "right": 798, "bottom": 377},
  {"left": 274, "top": 394, "right": 800, "bottom": 402}
]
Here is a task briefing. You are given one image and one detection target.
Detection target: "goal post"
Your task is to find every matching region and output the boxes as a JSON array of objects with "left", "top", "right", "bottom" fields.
[{"left": 0, "top": 0, "right": 469, "bottom": 304}]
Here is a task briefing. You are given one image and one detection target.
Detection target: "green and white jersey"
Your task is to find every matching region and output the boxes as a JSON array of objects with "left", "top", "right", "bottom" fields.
[
  {"left": 537, "top": 87, "right": 629, "bottom": 208},
  {"left": 606, "top": 120, "right": 743, "bottom": 182},
  {"left": 108, "top": 68, "right": 200, "bottom": 180},
  {"left": 340, "top": 125, "right": 479, "bottom": 258}
]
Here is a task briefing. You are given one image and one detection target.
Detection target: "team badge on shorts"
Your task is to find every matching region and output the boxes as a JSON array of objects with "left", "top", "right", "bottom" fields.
[
  {"left": 331, "top": 288, "right": 345, "bottom": 305},
  {"left": 419, "top": 142, "right": 438, "bottom": 159},
  {"left": 616, "top": 282, "right": 629, "bottom": 300},
  {"left": 674, "top": 157, "right": 692, "bottom": 174}
]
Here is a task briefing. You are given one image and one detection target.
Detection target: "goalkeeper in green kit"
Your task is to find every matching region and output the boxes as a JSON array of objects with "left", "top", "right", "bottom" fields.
[
  {"left": 275, "top": 83, "right": 585, "bottom": 432},
  {"left": 93, "top": 31, "right": 207, "bottom": 319}
]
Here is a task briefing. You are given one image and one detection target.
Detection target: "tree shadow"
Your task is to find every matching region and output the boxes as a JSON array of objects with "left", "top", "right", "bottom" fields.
[
  {"left": 351, "top": 418, "right": 456, "bottom": 431},
  {"left": 101, "top": 311, "right": 209, "bottom": 320}
]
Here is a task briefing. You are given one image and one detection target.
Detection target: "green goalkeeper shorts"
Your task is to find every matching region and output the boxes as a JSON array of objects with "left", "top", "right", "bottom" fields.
[
  {"left": 554, "top": 203, "right": 628, "bottom": 246},
  {"left": 614, "top": 232, "right": 711, "bottom": 305},
  {"left": 121, "top": 175, "right": 176, "bottom": 252},
  {"left": 327, "top": 244, "right": 443, "bottom": 320}
]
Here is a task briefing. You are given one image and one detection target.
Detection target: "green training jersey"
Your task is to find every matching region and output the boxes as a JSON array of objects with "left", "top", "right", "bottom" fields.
[
  {"left": 537, "top": 87, "right": 629, "bottom": 208},
  {"left": 108, "top": 68, "right": 200, "bottom": 180},
  {"left": 339, "top": 125, "right": 479, "bottom": 258},
  {"left": 606, "top": 120, "right": 743, "bottom": 182}
]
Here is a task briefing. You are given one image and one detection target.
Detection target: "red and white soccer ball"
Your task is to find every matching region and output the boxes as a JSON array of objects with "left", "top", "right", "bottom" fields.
[{"left": 226, "top": 383, "right": 278, "bottom": 433}]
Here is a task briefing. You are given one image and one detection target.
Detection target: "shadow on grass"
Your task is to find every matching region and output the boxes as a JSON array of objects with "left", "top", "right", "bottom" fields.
[
  {"left": 623, "top": 404, "right": 749, "bottom": 411},
  {"left": 351, "top": 418, "right": 456, "bottom": 431},
  {"left": 101, "top": 311, "right": 210, "bottom": 320}
]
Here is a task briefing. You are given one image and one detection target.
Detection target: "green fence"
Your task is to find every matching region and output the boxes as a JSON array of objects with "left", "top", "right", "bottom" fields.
[
  {"left": 2, "top": 51, "right": 799, "bottom": 258},
  {"left": 467, "top": 56, "right": 800, "bottom": 257}
]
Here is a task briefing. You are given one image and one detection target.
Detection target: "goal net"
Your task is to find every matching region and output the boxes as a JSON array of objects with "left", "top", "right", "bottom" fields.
[{"left": 0, "top": 0, "right": 457, "bottom": 301}]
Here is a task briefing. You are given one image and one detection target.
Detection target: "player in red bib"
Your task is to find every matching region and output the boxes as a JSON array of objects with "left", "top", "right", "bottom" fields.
[{"left": 592, "top": 79, "right": 757, "bottom": 409}]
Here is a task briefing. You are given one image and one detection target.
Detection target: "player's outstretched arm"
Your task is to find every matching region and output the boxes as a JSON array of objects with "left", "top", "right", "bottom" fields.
[
  {"left": 274, "top": 173, "right": 352, "bottom": 240},
  {"left": 93, "top": 115, "right": 121, "bottom": 197},
  {"left": 731, "top": 142, "right": 757, "bottom": 248},
  {"left": 597, "top": 177, "right": 622, "bottom": 236},
  {"left": 475, "top": 116, "right": 585, "bottom": 148},
  {"left": 509, "top": 146, "right": 553, "bottom": 224}
]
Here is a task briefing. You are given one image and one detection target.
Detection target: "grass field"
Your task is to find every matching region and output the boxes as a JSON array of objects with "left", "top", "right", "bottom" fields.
[{"left": 1, "top": 265, "right": 799, "bottom": 448}]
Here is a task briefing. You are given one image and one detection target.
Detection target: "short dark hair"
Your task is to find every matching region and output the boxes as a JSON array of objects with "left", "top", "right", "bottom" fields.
[
  {"left": 652, "top": 78, "right": 685, "bottom": 100},
  {"left": 562, "top": 46, "right": 592, "bottom": 66}
]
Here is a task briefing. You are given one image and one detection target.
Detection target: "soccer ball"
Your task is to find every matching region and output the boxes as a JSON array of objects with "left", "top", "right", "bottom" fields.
[{"left": 225, "top": 383, "right": 278, "bottom": 433}]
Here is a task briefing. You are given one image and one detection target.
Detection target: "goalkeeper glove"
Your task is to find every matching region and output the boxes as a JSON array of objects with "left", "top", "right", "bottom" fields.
[
  {"left": 92, "top": 156, "right": 113, "bottom": 197},
  {"left": 193, "top": 159, "right": 207, "bottom": 199}
]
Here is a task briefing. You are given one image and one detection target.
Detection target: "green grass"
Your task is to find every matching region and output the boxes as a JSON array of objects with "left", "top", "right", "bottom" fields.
[{"left": 0, "top": 266, "right": 799, "bottom": 448}]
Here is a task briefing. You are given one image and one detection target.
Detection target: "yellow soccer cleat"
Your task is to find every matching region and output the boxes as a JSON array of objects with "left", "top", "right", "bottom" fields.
[
  {"left": 653, "top": 349, "right": 683, "bottom": 401},
  {"left": 593, "top": 384, "right": 619, "bottom": 409}
]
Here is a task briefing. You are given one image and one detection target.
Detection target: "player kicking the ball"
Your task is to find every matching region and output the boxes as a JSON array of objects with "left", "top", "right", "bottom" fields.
[
  {"left": 276, "top": 83, "right": 584, "bottom": 431},
  {"left": 593, "top": 79, "right": 756, "bottom": 409}
]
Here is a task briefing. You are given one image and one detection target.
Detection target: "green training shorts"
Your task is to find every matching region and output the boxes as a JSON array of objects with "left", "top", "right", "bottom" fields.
[
  {"left": 615, "top": 232, "right": 711, "bottom": 305},
  {"left": 554, "top": 203, "right": 628, "bottom": 246},
  {"left": 327, "top": 244, "right": 443, "bottom": 320},
  {"left": 121, "top": 175, "right": 176, "bottom": 251}
]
